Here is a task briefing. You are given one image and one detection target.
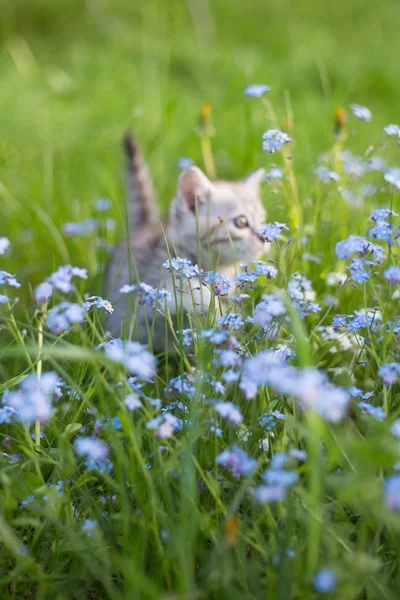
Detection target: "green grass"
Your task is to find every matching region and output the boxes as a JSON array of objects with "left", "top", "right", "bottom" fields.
[{"left": 0, "top": 0, "right": 400, "bottom": 598}]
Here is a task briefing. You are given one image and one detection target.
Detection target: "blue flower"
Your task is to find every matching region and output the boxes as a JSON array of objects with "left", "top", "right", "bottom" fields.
[
  {"left": 384, "top": 475, "right": 400, "bottom": 511},
  {"left": 315, "top": 166, "right": 340, "bottom": 183},
  {"left": 313, "top": 568, "right": 337, "bottom": 593},
  {"left": 0, "top": 405, "right": 15, "bottom": 424},
  {"left": 75, "top": 437, "right": 109, "bottom": 461},
  {"left": 22, "top": 495, "right": 35, "bottom": 506},
  {"left": 370, "top": 208, "right": 398, "bottom": 221},
  {"left": 218, "top": 313, "right": 244, "bottom": 330},
  {"left": 358, "top": 401, "right": 386, "bottom": 421},
  {"left": 369, "top": 221, "right": 395, "bottom": 243},
  {"left": 95, "top": 198, "right": 111, "bottom": 212},
  {"left": 384, "top": 124, "right": 400, "bottom": 137},
  {"left": 120, "top": 282, "right": 171, "bottom": 305},
  {"left": 383, "top": 266, "right": 400, "bottom": 286},
  {"left": 253, "top": 485, "right": 286, "bottom": 503},
  {"left": 99, "top": 339, "right": 156, "bottom": 379},
  {"left": 84, "top": 295, "right": 114, "bottom": 314},
  {"left": 63, "top": 218, "right": 98, "bottom": 236},
  {"left": 203, "top": 271, "right": 232, "bottom": 295},
  {"left": 0, "top": 271, "right": 20, "bottom": 288},
  {"left": 258, "top": 221, "right": 289, "bottom": 242},
  {"left": 266, "top": 167, "right": 284, "bottom": 179},
  {"left": 262, "top": 130, "right": 291, "bottom": 153},
  {"left": 350, "top": 103, "right": 372, "bottom": 121},
  {"left": 178, "top": 157, "right": 194, "bottom": 170},
  {"left": 34, "top": 282, "right": 53, "bottom": 304},
  {"left": 0, "top": 238, "right": 10, "bottom": 255},
  {"left": 82, "top": 519, "right": 97, "bottom": 537},
  {"left": 47, "top": 302, "right": 85, "bottom": 334},
  {"left": 214, "top": 401, "right": 243, "bottom": 425},
  {"left": 348, "top": 258, "right": 370, "bottom": 283},
  {"left": 163, "top": 257, "right": 200, "bottom": 279},
  {"left": 253, "top": 294, "right": 286, "bottom": 328},
  {"left": 3, "top": 372, "right": 59, "bottom": 425},
  {"left": 384, "top": 167, "right": 400, "bottom": 192},
  {"left": 124, "top": 394, "right": 143, "bottom": 411},
  {"left": 217, "top": 446, "right": 256, "bottom": 478},
  {"left": 244, "top": 84, "right": 271, "bottom": 97},
  {"left": 378, "top": 363, "right": 400, "bottom": 386},
  {"left": 47, "top": 265, "right": 87, "bottom": 293}
]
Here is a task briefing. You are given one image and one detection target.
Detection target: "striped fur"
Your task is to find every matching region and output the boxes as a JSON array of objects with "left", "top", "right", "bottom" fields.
[{"left": 123, "top": 130, "right": 158, "bottom": 230}]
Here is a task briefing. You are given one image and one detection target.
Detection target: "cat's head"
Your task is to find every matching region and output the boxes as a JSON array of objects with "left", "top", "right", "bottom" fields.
[{"left": 169, "top": 166, "right": 267, "bottom": 268}]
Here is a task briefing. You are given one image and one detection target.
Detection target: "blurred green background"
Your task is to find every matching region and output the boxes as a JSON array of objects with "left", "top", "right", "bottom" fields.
[{"left": 0, "top": 0, "right": 398, "bottom": 287}]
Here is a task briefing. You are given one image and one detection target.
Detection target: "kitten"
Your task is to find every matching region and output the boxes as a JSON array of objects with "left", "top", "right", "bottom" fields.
[{"left": 105, "top": 131, "right": 267, "bottom": 351}]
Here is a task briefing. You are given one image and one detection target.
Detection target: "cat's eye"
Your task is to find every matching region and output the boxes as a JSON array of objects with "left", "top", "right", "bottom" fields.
[{"left": 234, "top": 215, "right": 249, "bottom": 229}]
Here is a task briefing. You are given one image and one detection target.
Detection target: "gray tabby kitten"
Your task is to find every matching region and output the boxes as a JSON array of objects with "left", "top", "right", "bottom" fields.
[{"left": 105, "top": 131, "right": 267, "bottom": 351}]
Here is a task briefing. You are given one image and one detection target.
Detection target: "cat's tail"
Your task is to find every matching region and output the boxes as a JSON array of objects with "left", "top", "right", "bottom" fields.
[{"left": 123, "top": 130, "right": 158, "bottom": 230}]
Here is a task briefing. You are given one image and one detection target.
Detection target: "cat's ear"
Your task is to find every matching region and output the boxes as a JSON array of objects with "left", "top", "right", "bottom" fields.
[
  {"left": 178, "top": 166, "right": 213, "bottom": 212},
  {"left": 242, "top": 168, "right": 265, "bottom": 191}
]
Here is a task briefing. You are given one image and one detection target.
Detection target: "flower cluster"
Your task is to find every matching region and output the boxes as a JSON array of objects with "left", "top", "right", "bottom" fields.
[
  {"left": 120, "top": 282, "right": 171, "bottom": 305},
  {"left": 84, "top": 296, "right": 114, "bottom": 314},
  {"left": 3, "top": 372, "right": 59, "bottom": 425},
  {"left": 217, "top": 446, "right": 257, "bottom": 479},
  {"left": 46, "top": 265, "right": 88, "bottom": 294},
  {"left": 47, "top": 302, "right": 85, "bottom": 333},
  {"left": 258, "top": 221, "right": 289, "bottom": 242},
  {"left": 262, "top": 130, "right": 291, "bottom": 153},
  {"left": 99, "top": 339, "right": 156, "bottom": 379},
  {"left": 163, "top": 257, "right": 200, "bottom": 279}
]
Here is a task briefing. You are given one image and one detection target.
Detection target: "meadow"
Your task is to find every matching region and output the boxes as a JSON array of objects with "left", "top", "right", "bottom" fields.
[{"left": 1, "top": 0, "right": 400, "bottom": 598}]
